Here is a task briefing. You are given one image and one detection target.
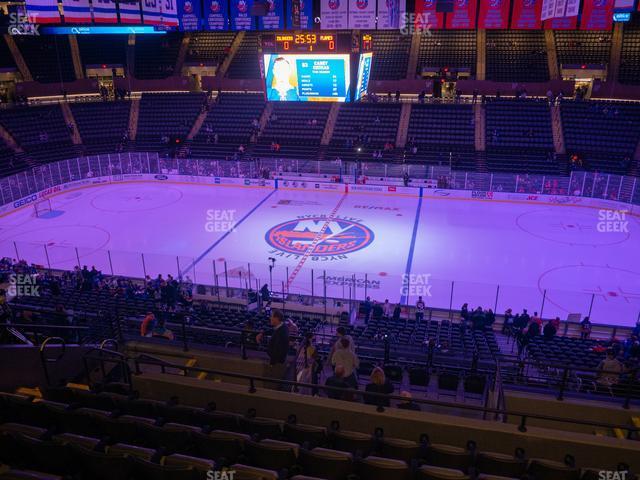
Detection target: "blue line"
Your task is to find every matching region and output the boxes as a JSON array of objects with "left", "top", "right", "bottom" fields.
[
  {"left": 400, "top": 191, "right": 423, "bottom": 305},
  {"left": 181, "top": 189, "right": 277, "bottom": 277}
]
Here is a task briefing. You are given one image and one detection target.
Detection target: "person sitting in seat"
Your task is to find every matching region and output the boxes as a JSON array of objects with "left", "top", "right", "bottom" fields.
[
  {"left": 325, "top": 365, "right": 350, "bottom": 401},
  {"left": 364, "top": 367, "right": 394, "bottom": 407},
  {"left": 595, "top": 349, "right": 623, "bottom": 393}
]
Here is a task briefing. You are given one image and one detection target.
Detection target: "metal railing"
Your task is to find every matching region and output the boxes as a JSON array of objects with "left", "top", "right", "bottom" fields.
[{"left": 79, "top": 348, "right": 640, "bottom": 438}]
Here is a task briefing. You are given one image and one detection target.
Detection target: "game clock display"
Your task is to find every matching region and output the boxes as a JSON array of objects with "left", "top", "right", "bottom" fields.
[{"left": 271, "top": 33, "right": 338, "bottom": 53}]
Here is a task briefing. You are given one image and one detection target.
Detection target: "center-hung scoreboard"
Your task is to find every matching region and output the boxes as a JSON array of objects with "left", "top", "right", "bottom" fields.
[{"left": 259, "top": 31, "right": 373, "bottom": 103}]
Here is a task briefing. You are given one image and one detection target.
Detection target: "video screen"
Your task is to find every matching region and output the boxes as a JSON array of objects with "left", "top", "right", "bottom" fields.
[
  {"left": 355, "top": 52, "right": 373, "bottom": 101},
  {"left": 263, "top": 53, "right": 351, "bottom": 102}
]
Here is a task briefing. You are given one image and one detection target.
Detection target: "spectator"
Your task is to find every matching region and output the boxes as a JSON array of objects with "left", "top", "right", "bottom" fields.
[
  {"left": 325, "top": 365, "right": 350, "bottom": 400},
  {"left": 262, "top": 309, "right": 289, "bottom": 389},
  {"left": 364, "top": 367, "right": 394, "bottom": 407},
  {"left": 392, "top": 303, "right": 401, "bottom": 321},
  {"left": 580, "top": 316, "right": 592, "bottom": 339},
  {"left": 596, "top": 349, "right": 623, "bottom": 391},
  {"left": 296, "top": 332, "right": 318, "bottom": 395},
  {"left": 332, "top": 338, "right": 359, "bottom": 389},
  {"left": 151, "top": 318, "right": 174, "bottom": 340},
  {"left": 415, "top": 296, "right": 425, "bottom": 324},
  {"left": 330, "top": 326, "right": 356, "bottom": 361},
  {"left": 543, "top": 320, "right": 557, "bottom": 340},
  {"left": 502, "top": 308, "right": 513, "bottom": 334},
  {"left": 382, "top": 299, "right": 392, "bottom": 319},
  {"left": 362, "top": 296, "right": 372, "bottom": 324},
  {"left": 397, "top": 391, "right": 420, "bottom": 411},
  {"left": 140, "top": 312, "right": 156, "bottom": 337}
]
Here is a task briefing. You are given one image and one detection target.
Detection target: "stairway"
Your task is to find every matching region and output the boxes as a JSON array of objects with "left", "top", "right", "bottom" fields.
[
  {"left": 3, "top": 34, "right": 32, "bottom": 81},
  {"left": 474, "top": 103, "right": 485, "bottom": 152},
  {"left": 257, "top": 102, "right": 273, "bottom": 139},
  {"left": 407, "top": 33, "right": 422, "bottom": 79},
  {"left": 126, "top": 34, "right": 136, "bottom": 77},
  {"left": 395, "top": 102, "right": 412, "bottom": 149},
  {"left": 128, "top": 98, "right": 141, "bottom": 141},
  {"left": 608, "top": 23, "right": 624, "bottom": 83},
  {"left": 68, "top": 34, "right": 85, "bottom": 80},
  {"left": 550, "top": 105, "right": 566, "bottom": 154},
  {"left": 0, "top": 123, "right": 24, "bottom": 154},
  {"left": 186, "top": 103, "right": 210, "bottom": 141},
  {"left": 321, "top": 103, "right": 340, "bottom": 146},
  {"left": 60, "top": 103, "right": 82, "bottom": 145},
  {"left": 175, "top": 33, "right": 191, "bottom": 76},
  {"left": 476, "top": 29, "right": 486, "bottom": 81},
  {"left": 545, "top": 30, "right": 560, "bottom": 80},
  {"left": 217, "top": 32, "right": 244, "bottom": 78}
]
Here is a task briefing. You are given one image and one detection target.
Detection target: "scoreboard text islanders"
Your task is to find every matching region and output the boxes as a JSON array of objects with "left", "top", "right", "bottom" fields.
[{"left": 275, "top": 34, "right": 336, "bottom": 53}]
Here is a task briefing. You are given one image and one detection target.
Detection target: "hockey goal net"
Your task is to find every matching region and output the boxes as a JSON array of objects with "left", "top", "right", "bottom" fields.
[{"left": 34, "top": 198, "right": 52, "bottom": 217}]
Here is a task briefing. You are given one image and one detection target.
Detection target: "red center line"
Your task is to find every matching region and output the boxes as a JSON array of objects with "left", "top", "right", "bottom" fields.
[{"left": 286, "top": 192, "right": 349, "bottom": 290}]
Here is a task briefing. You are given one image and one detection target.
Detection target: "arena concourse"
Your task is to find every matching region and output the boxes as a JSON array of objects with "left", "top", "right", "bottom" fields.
[{"left": 0, "top": 3, "right": 639, "bottom": 479}]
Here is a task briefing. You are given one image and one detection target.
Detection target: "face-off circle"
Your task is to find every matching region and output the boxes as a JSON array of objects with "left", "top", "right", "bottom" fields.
[{"left": 265, "top": 217, "right": 374, "bottom": 256}]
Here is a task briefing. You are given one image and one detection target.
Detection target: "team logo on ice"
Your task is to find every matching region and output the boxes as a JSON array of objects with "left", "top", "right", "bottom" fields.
[{"left": 265, "top": 217, "right": 374, "bottom": 257}]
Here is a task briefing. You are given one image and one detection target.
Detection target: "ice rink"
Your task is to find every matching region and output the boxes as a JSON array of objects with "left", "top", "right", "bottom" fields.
[{"left": 1, "top": 181, "right": 639, "bottom": 327}]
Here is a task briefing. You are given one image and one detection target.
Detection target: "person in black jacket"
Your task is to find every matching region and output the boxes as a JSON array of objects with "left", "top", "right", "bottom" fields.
[{"left": 264, "top": 309, "right": 289, "bottom": 390}]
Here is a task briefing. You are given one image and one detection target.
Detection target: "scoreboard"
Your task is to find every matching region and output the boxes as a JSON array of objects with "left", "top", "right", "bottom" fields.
[
  {"left": 260, "top": 32, "right": 373, "bottom": 103},
  {"left": 261, "top": 32, "right": 353, "bottom": 54}
]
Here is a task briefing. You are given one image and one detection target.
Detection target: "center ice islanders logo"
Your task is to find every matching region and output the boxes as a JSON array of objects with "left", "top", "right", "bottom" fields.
[{"left": 265, "top": 217, "right": 374, "bottom": 257}]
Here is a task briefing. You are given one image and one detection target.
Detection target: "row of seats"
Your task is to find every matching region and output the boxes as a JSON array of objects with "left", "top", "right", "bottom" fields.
[
  {"left": 366, "top": 31, "right": 411, "bottom": 81},
  {"left": 134, "top": 34, "right": 182, "bottom": 80},
  {"left": 416, "top": 32, "right": 477, "bottom": 75},
  {"left": 560, "top": 100, "right": 640, "bottom": 174},
  {"left": 136, "top": 92, "right": 206, "bottom": 151},
  {"left": 14, "top": 36, "right": 75, "bottom": 84},
  {"left": 486, "top": 31, "right": 549, "bottom": 83},
  {"left": 226, "top": 33, "right": 261, "bottom": 79},
  {"left": 187, "top": 32, "right": 237, "bottom": 65},
  {"left": 1, "top": 388, "right": 626, "bottom": 480},
  {"left": 620, "top": 21, "right": 640, "bottom": 85},
  {"left": 70, "top": 100, "right": 131, "bottom": 155},
  {"left": 0, "top": 104, "right": 77, "bottom": 164},
  {"left": 554, "top": 32, "right": 612, "bottom": 68}
]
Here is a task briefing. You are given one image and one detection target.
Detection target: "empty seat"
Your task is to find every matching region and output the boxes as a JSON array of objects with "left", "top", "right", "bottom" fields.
[
  {"left": 527, "top": 458, "right": 580, "bottom": 480},
  {"left": 357, "top": 456, "right": 411, "bottom": 480},
  {"left": 418, "top": 465, "right": 471, "bottom": 480},
  {"left": 299, "top": 447, "right": 354, "bottom": 480}
]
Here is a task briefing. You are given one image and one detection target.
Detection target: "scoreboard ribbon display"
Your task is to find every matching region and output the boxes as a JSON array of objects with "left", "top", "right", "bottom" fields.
[{"left": 263, "top": 53, "right": 351, "bottom": 102}]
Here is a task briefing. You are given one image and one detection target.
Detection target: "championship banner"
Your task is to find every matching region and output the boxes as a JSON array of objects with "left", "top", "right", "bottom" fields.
[
  {"left": 565, "top": 0, "right": 579, "bottom": 15},
  {"left": 320, "top": 0, "right": 349, "bottom": 29},
  {"left": 92, "top": 0, "right": 118, "bottom": 23},
  {"left": 613, "top": 0, "right": 634, "bottom": 9},
  {"left": 204, "top": 0, "right": 228, "bottom": 29},
  {"left": 543, "top": 15, "right": 577, "bottom": 27},
  {"left": 230, "top": 0, "right": 255, "bottom": 29},
  {"left": 541, "top": 0, "right": 555, "bottom": 19},
  {"left": 119, "top": 0, "right": 142, "bottom": 23},
  {"left": 378, "top": 0, "right": 408, "bottom": 29},
  {"left": 348, "top": 0, "right": 376, "bottom": 29},
  {"left": 161, "top": 0, "right": 179, "bottom": 26},
  {"left": 580, "top": 0, "right": 614, "bottom": 29},
  {"left": 142, "top": 0, "right": 163, "bottom": 24},
  {"left": 260, "top": 0, "right": 285, "bottom": 29},
  {"left": 553, "top": 0, "right": 567, "bottom": 17},
  {"left": 26, "top": 0, "right": 61, "bottom": 23},
  {"left": 477, "top": 0, "right": 510, "bottom": 28},
  {"left": 62, "top": 0, "right": 92, "bottom": 23},
  {"left": 177, "top": 0, "right": 201, "bottom": 29},
  {"left": 412, "top": 0, "right": 444, "bottom": 30},
  {"left": 510, "top": 0, "right": 542, "bottom": 28},
  {"left": 287, "top": 0, "right": 313, "bottom": 28},
  {"left": 445, "top": 0, "right": 477, "bottom": 28}
]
